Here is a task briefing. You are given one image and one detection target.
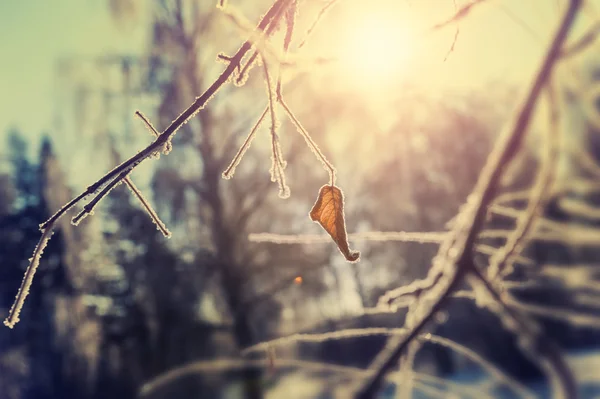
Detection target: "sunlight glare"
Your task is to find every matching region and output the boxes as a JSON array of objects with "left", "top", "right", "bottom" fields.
[{"left": 338, "top": 12, "right": 416, "bottom": 87}]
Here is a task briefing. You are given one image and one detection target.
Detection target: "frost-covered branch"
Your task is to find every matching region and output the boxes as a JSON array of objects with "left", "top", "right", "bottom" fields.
[
  {"left": 244, "top": 328, "right": 534, "bottom": 398},
  {"left": 486, "top": 81, "right": 561, "bottom": 280},
  {"left": 356, "top": 0, "right": 582, "bottom": 396},
  {"left": 4, "top": 0, "right": 292, "bottom": 328}
]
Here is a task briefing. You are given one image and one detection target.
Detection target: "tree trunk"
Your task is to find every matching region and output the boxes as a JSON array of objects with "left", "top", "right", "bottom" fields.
[{"left": 207, "top": 168, "right": 264, "bottom": 399}]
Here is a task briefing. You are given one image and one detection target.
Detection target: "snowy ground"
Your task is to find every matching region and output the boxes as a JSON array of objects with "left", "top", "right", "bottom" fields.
[{"left": 261, "top": 350, "right": 600, "bottom": 399}]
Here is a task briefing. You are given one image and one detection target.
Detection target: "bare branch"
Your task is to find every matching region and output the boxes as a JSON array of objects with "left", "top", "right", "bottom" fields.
[
  {"left": 71, "top": 168, "right": 132, "bottom": 226},
  {"left": 560, "top": 20, "right": 600, "bottom": 58},
  {"left": 443, "top": 0, "right": 460, "bottom": 62},
  {"left": 485, "top": 80, "right": 560, "bottom": 280},
  {"left": 139, "top": 356, "right": 476, "bottom": 399},
  {"left": 280, "top": 98, "right": 336, "bottom": 185},
  {"left": 469, "top": 267, "right": 577, "bottom": 398},
  {"left": 297, "top": 0, "right": 340, "bottom": 49},
  {"left": 135, "top": 110, "right": 172, "bottom": 154},
  {"left": 263, "top": 60, "right": 290, "bottom": 198},
  {"left": 5, "top": 0, "right": 292, "bottom": 328},
  {"left": 222, "top": 106, "right": 269, "bottom": 179},
  {"left": 124, "top": 176, "right": 172, "bottom": 238},
  {"left": 248, "top": 231, "right": 446, "bottom": 244},
  {"left": 430, "top": 0, "right": 489, "bottom": 32},
  {"left": 244, "top": 328, "right": 534, "bottom": 399},
  {"left": 4, "top": 228, "right": 55, "bottom": 328},
  {"left": 356, "top": 0, "right": 582, "bottom": 396}
]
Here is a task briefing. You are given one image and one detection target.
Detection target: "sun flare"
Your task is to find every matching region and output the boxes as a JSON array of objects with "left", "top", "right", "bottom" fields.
[{"left": 338, "top": 12, "right": 416, "bottom": 86}]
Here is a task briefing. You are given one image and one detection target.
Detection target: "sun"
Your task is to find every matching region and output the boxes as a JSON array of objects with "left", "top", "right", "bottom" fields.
[{"left": 337, "top": 11, "right": 416, "bottom": 87}]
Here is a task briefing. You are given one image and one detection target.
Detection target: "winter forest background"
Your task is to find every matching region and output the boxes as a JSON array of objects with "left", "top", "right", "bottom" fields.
[{"left": 1, "top": 0, "right": 600, "bottom": 398}]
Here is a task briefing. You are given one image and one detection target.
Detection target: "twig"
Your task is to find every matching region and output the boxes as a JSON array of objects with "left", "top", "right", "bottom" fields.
[
  {"left": 263, "top": 60, "right": 290, "bottom": 198},
  {"left": 279, "top": 98, "right": 336, "bottom": 185},
  {"left": 248, "top": 233, "right": 534, "bottom": 266},
  {"left": 248, "top": 231, "right": 445, "bottom": 244},
  {"left": 469, "top": 267, "right": 577, "bottom": 398},
  {"left": 135, "top": 110, "right": 172, "bottom": 154},
  {"left": 560, "top": 20, "right": 600, "bottom": 58},
  {"left": 443, "top": 27, "right": 460, "bottom": 62},
  {"left": 487, "top": 80, "right": 560, "bottom": 280},
  {"left": 231, "top": 0, "right": 293, "bottom": 86},
  {"left": 123, "top": 111, "right": 172, "bottom": 238},
  {"left": 71, "top": 169, "right": 132, "bottom": 226},
  {"left": 497, "top": 4, "right": 543, "bottom": 43},
  {"left": 243, "top": 328, "right": 534, "bottom": 399},
  {"left": 222, "top": 106, "right": 269, "bottom": 179},
  {"left": 124, "top": 176, "right": 172, "bottom": 238},
  {"left": 430, "top": 0, "right": 489, "bottom": 32},
  {"left": 236, "top": 51, "right": 260, "bottom": 86},
  {"left": 277, "top": 0, "right": 296, "bottom": 98},
  {"left": 139, "top": 356, "right": 476, "bottom": 399},
  {"left": 297, "top": 0, "right": 340, "bottom": 49},
  {"left": 3, "top": 228, "right": 54, "bottom": 328},
  {"left": 443, "top": 0, "right": 460, "bottom": 62}
]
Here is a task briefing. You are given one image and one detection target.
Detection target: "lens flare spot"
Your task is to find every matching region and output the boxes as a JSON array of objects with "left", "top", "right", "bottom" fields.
[{"left": 338, "top": 12, "right": 416, "bottom": 87}]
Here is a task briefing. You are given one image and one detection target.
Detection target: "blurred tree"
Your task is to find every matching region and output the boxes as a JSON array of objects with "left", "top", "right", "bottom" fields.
[
  {"left": 142, "top": 2, "right": 332, "bottom": 397},
  {"left": 0, "top": 131, "right": 83, "bottom": 399},
  {"left": 95, "top": 1, "right": 332, "bottom": 398},
  {"left": 5, "top": 1, "right": 596, "bottom": 398}
]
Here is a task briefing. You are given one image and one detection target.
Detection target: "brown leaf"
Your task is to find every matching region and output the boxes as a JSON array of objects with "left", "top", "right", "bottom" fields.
[{"left": 309, "top": 185, "right": 360, "bottom": 262}]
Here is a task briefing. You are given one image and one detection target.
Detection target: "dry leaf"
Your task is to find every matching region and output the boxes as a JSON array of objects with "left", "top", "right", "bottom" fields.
[{"left": 309, "top": 185, "right": 360, "bottom": 262}]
